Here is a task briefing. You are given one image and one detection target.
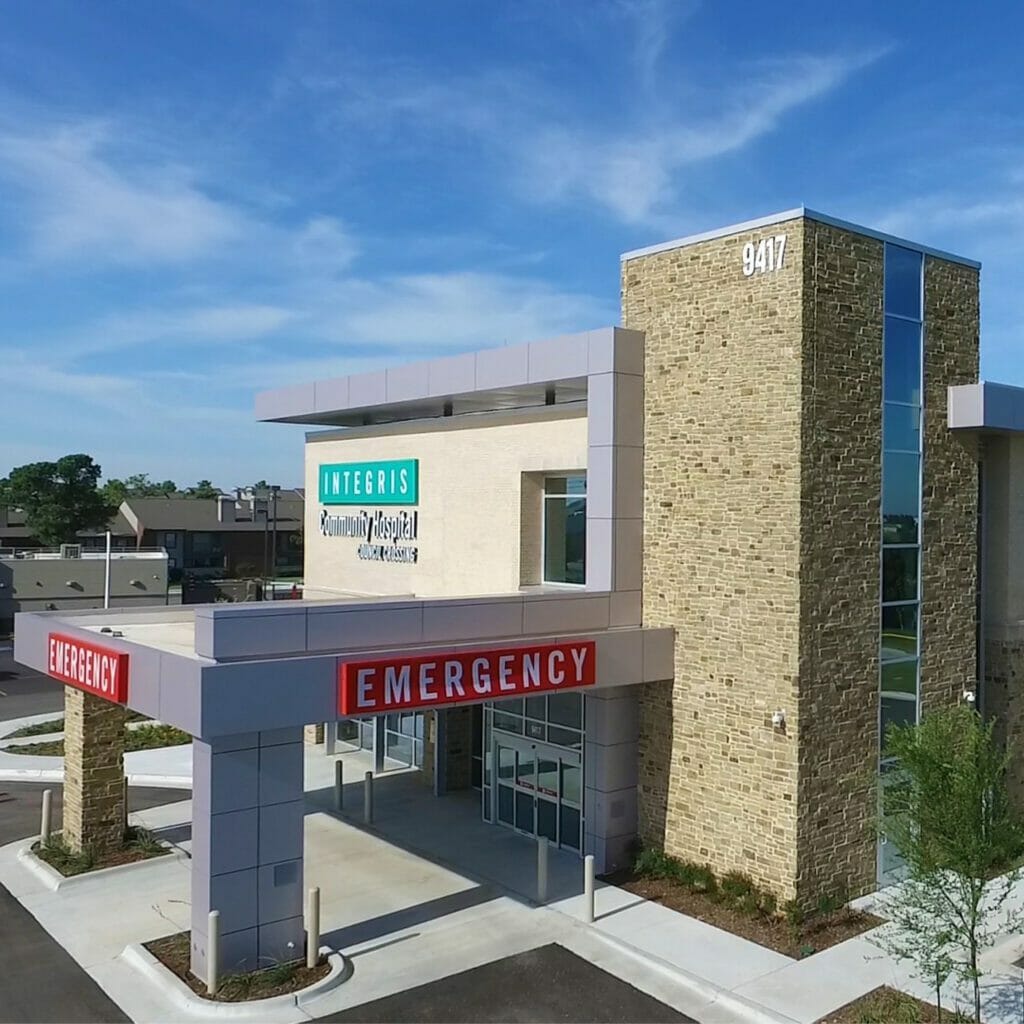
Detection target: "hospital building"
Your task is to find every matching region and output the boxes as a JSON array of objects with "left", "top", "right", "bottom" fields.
[{"left": 16, "top": 208, "right": 1024, "bottom": 982}]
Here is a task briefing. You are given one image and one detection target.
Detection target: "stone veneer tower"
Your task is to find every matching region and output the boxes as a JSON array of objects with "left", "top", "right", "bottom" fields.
[{"left": 622, "top": 210, "right": 979, "bottom": 903}]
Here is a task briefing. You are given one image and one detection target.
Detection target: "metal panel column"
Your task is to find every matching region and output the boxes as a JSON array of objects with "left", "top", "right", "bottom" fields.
[{"left": 190, "top": 729, "right": 305, "bottom": 982}]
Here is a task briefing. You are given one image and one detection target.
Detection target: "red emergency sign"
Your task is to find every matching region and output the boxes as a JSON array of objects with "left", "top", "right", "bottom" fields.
[
  {"left": 338, "top": 640, "right": 596, "bottom": 715},
  {"left": 46, "top": 633, "right": 130, "bottom": 704}
]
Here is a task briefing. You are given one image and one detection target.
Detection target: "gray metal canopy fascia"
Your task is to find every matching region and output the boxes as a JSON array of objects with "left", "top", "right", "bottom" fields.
[
  {"left": 253, "top": 326, "right": 643, "bottom": 426},
  {"left": 13, "top": 591, "right": 673, "bottom": 740},
  {"left": 949, "top": 382, "right": 1024, "bottom": 434}
]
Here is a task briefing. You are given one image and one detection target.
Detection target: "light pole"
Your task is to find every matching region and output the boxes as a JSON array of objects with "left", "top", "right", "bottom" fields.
[
  {"left": 270, "top": 485, "right": 280, "bottom": 595},
  {"left": 254, "top": 485, "right": 280, "bottom": 601}
]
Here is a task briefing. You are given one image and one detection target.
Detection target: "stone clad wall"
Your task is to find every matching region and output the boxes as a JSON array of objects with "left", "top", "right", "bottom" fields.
[
  {"left": 624, "top": 216, "right": 805, "bottom": 897},
  {"left": 62, "top": 687, "right": 126, "bottom": 854},
  {"left": 919, "top": 257, "right": 979, "bottom": 713},
  {"left": 795, "top": 222, "right": 883, "bottom": 902}
]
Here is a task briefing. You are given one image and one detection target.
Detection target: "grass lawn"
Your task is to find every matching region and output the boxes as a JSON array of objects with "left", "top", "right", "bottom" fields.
[{"left": 4, "top": 722, "right": 189, "bottom": 756}]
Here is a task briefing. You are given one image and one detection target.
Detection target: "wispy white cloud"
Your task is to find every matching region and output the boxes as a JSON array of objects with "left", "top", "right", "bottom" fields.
[
  {"left": 291, "top": 32, "right": 887, "bottom": 226},
  {"left": 518, "top": 49, "right": 889, "bottom": 224},
  {"left": 0, "top": 122, "right": 243, "bottom": 264}
]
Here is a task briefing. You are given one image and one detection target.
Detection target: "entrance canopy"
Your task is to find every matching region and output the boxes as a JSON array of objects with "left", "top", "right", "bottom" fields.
[{"left": 14, "top": 590, "right": 674, "bottom": 740}]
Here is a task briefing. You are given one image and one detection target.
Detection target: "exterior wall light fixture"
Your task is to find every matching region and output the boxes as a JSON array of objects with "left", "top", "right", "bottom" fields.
[{"left": 771, "top": 709, "right": 786, "bottom": 729}]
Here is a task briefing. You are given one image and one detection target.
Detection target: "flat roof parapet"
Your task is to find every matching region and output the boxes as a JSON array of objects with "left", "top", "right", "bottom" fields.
[
  {"left": 255, "top": 326, "right": 643, "bottom": 426},
  {"left": 620, "top": 206, "right": 980, "bottom": 269}
]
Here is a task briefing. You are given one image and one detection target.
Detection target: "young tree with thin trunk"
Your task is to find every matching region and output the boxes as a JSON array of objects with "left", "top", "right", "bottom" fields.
[{"left": 873, "top": 704, "right": 1024, "bottom": 1022}]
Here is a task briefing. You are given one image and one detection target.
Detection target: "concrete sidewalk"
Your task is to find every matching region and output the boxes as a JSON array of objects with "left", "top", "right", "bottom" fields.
[{"left": 6, "top": 725, "right": 1024, "bottom": 1023}]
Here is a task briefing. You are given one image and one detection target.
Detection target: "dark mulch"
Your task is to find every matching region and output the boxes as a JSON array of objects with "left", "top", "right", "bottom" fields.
[
  {"left": 145, "top": 932, "right": 330, "bottom": 1002},
  {"left": 820, "top": 985, "right": 970, "bottom": 1023},
  {"left": 33, "top": 834, "right": 170, "bottom": 876},
  {"left": 607, "top": 871, "right": 881, "bottom": 959}
]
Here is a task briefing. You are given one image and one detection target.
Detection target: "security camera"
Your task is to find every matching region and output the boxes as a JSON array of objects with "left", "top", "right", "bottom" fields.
[
  {"left": 962, "top": 689, "right": 977, "bottom": 705},
  {"left": 771, "top": 709, "right": 786, "bottom": 728}
]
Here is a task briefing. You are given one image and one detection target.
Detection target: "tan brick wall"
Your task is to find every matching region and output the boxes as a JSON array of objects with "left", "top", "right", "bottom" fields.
[
  {"left": 304, "top": 410, "right": 587, "bottom": 600},
  {"left": 919, "top": 257, "right": 979, "bottom": 713},
  {"left": 304, "top": 723, "right": 325, "bottom": 745},
  {"left": 795, "top": 222, "right": 883, "bottom": 902},
  {"left": 62, "top": 687, "right": 126, "bottom": 854},
  {"left": 625, "top": 217, "right": 805, "bottom": 898}
]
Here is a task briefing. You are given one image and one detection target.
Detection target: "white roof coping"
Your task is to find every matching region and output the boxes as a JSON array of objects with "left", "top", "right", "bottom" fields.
[{"left": 620, "top": 206, "right": 981, "bottom": 270}]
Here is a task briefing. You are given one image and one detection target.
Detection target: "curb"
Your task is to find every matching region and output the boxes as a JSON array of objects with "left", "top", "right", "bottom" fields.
[
  {"left": 589, "top": 928, "right": 801, "bottom": 1024},
  {"left": 120, "top": 942, "right": 351, "bottom": 1019},
  {"left": 17, "top": 838, "right": 190, "bottom": 892},
  {"left": 0, "top": 768, "right": 192, "bottom": 788}
]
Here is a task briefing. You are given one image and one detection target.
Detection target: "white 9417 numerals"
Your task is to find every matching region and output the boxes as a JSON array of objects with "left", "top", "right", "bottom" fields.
[{"left": 742, "top": 235, "right": 787, "bottom": 277}]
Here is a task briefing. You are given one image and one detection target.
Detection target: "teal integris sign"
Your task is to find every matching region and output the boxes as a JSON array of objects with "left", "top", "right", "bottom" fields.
[{"left": 319, "top": 459, "right": 419, "bottom": 506}]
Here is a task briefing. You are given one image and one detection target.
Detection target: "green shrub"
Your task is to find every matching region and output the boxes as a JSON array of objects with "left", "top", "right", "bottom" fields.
[
  {"left": 783, "top": 899, "right": 805, "bottom": 928},
  {"left": 816, "top": 892, "right": 844, "bottom": 917},
  {"left": 689, "top": 864, "right": 718, "bottom": 897},
  {"left": 720, "top": 870, "right": 756, "bottom": 905},
  {"left": 36, "top": 836, "right": 95, "bottom": 876},
  {"left": 125, "top": 826, "right": 164, "bottom": 856},
  {"left": 124, "top": 724, "right": 191, "bottom": 752},
  {"left": 758, "top": 891, "right": 778, "bottom": 917},
  {"left": 634, "top": 847, "right": 673, "bottom": 878},
  {"left": 736, "top": 891, "right": 763, "bottom": 917},
  {"left": 671, "top": 860, "right": 702, "bottom": 887}
]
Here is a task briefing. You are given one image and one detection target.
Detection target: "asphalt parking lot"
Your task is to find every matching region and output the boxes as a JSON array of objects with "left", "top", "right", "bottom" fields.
[
  {"left": 324, "top": 943, "right": 692, "bottom": 1023},
  {"left": 0, "top": 642, "right": 65, "bottom": 722},
  {"left": 0, "top": 781, "right": 190, "bottom": 1024}
]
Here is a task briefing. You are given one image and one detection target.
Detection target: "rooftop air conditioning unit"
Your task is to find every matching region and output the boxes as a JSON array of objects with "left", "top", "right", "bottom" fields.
[{"left": 59, "top": 544, "right": 82, "bottom": 559}]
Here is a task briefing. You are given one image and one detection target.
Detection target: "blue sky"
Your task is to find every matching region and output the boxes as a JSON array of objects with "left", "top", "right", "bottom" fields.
[{"left": 1, "top": 0, "right": 1021, "bottom": 490}]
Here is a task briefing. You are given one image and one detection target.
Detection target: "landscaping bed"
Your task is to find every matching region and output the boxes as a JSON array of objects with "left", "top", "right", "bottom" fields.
[
  {"left": 144, "top": 932, "right": 330, "bottom": 1001},
  {"left": 3, "top": 709, "right": 148, "bottom": 740},
  {"left": 33, "top": 826, "right": 170, "bottom": 876},
  {"left": 606, "top": 849, "right": 881, "bottom": 959},
  {"left": 5, "top": 722, "right": 189, "bottom": 756},
  {"left": 819, "top": 985, "right": 969, "bottom": 1023}
]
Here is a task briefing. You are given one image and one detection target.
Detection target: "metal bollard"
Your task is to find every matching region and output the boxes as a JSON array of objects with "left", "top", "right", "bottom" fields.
[
  {"left": 334, "top": 760, "right": 344, "bottom": 812},
  {"left": 584, "top": 854, "right": 595, "bottom": 922},
  {"left": 537, "top": 836, "right": 549, "bottom": 904},
  {"left": 363, "top": 771, "right": 374, "bottom": 824},
  {"left": 123, "top": 776, "right": 129, "bottom": 833},
  {"left": 306, "top": 887, "right": 320, "bottom": 969},
  {"left": 40, "top": 789, "right": 53, "bottom": 844},
  {"left": 207, "top": 910, "right": 220, "bottom": 996}
]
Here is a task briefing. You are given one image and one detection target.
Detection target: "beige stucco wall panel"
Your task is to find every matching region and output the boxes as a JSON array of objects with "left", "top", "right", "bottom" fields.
[{"left": 304, "top": 411, "right": 587, "bottom": 600}]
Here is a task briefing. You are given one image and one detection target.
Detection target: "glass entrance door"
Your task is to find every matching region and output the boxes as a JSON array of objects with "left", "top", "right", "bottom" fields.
[{"left": 493, "top": 734, "right": 582, "bottom": 851}]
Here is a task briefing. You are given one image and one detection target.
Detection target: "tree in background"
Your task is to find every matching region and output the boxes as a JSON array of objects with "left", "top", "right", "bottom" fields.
[
  {"left": 185, "top": 480, "right": 220, "bottom": 499},
  {"left": 873, "top": 704, "right": 1024, "bottom": 1022},
  {"left": 0, "top": 454, "right": 115, "bottom": 545},
  {"left": 101, "top": 473, "right": 178, "bottom": 505}
]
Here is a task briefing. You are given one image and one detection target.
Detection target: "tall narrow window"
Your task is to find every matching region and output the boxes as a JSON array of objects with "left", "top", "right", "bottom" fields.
[
  {"left": 879, "top": 243, "right": 924, "bottom": 883},
  {"left": 543, "top": 475, "right": 586, "bottom": 585}
]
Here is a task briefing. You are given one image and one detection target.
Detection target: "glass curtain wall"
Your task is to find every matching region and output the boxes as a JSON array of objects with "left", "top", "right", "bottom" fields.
[{"left": 879, "top": 243, "right": 924, "bottom": 881}]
